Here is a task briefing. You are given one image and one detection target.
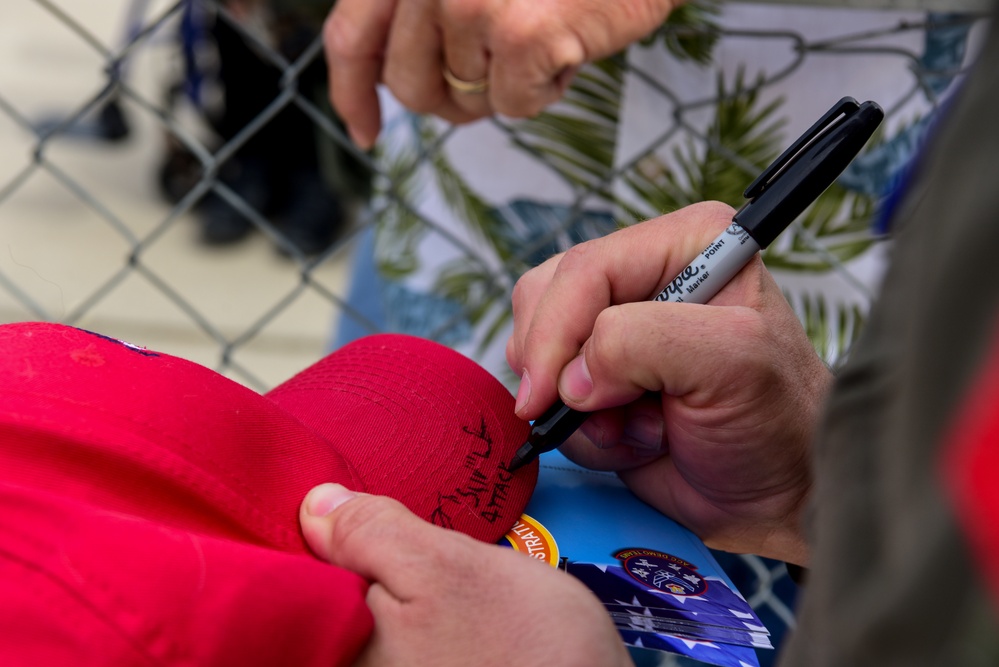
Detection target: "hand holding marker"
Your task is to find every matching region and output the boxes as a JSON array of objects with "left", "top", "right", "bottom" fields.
[{"left": 508, "top": 97, "right": 885, "bottom": 472}]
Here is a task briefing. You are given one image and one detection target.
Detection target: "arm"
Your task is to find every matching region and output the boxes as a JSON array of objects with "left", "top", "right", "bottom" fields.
[{"left": 507, "top": 202, "right": 830, "bottom": 565}]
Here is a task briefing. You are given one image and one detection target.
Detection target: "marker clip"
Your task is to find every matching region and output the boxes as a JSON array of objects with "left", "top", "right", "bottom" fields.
[{"left": 743, "top": 97, "right": 861, "bottom": 200}]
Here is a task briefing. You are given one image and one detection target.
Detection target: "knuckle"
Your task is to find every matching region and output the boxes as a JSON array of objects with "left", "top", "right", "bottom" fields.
[
  {"left": 589, "top": 308, "right": 627, "bottom": 365},
  {"left": 512, "top": 255, "right": 560, "bottom": 316},
  {"left": 624, "top": 0, "right": 675, "bottom": 36},
  {"left": 492, "top": 28, "right": 578, "bottom": 118},
  {"left": 492, "top": 18, "right": 538, "bottom": 55},
  {"left": 701, "top": 199, "right": 737, "bottom": 215},
  {"left": 509, "top": 272, "right": 535, "bottom": 315},
  {"left": 555, "top": 242, "right": 596, "bottom": 277},
  {"left": 322, "top": 14, "right": 358, "bottom": 61},
  {"left": 441, "top": 0, "right": 487, "bottom": 25},
  {"left": 696, "top": 200, "right": 739, "bottom": 229}
]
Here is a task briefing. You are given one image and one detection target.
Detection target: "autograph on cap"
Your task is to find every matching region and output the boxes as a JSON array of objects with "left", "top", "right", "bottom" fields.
[{"left": 431, "top": 415, "right": 514, "bottom": 528}]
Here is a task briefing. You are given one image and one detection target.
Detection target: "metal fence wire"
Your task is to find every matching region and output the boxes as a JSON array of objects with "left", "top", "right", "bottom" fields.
[{"left": 0, "top": 1, "right": 988, "bottom": 665}]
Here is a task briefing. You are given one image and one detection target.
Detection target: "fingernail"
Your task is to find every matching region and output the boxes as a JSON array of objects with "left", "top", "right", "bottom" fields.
[
  {"left": 306, "top": 483, "right": 357, "bottom": 517},
  {"left": 620, "top": 414, "right": 665, "bottom": 451},
  {"left": 559, "top": 354, "right": 593, "bottom": 403},
  {"left": 514, "top": 370, "right": 532, "bottom": 415}
]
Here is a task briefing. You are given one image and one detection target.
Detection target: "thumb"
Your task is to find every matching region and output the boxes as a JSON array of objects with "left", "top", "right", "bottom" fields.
[
  {"left": 299, "top": 483, "right": 471, "bottom": 600},
  {"left": 300, "top": 483, "right": 362, "bottom": 564}
]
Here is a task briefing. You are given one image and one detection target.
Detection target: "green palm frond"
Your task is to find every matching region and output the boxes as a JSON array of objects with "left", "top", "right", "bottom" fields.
[
  {"left": 624, "top": 68, "right": 785, "bottom": 213},
  {"left": 375, "top": 145, "right": 428, "bottom": 280},
  {"left": 762, "top": 120, "right": 886, "bottom": 272},
  {"left": 415, "top": 126, "right": 519, "bottom": 345},
  {"left": 763, "top": 182, "right": 878, "bottom": 271},
  {"left": 787, "top": 290, "right": 866, "bottom": 368},
  {"left": 640, "top": 0, "right": 723, "bottom": 65},
  {"left": 433, "top": 263, "right": 512, "bottom": 349},
  {"left": 420, "top": 123, "right": 515, "bottom": 265},
  {"left": 510, "top": 56, "right": 626, "bottom": 196}
]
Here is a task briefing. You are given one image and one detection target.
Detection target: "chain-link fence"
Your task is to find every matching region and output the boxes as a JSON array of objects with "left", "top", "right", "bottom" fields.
[{"left": 0, "top": 1, "right": 988, "bottom": 665}]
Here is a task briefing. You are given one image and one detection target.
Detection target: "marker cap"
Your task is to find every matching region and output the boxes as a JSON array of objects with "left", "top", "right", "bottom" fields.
[{"left": 735, "top": 98, "right": 885, "bottom": 248}]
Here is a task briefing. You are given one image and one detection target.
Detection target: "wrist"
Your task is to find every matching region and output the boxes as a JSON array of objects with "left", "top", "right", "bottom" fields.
[
  {"left": 758, "top": 485, "right": 812, "bottom": 567},
  {"left": 761, "top": 521, "right": 811, "bottom": 567}
]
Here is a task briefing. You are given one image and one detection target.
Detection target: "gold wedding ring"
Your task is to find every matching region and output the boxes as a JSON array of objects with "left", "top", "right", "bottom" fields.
[{"left": 442, "top": 65, "right": 489, "bottom": 94}]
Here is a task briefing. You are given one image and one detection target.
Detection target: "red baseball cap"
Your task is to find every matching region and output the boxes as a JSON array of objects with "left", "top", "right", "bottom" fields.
[{"left": 0, "top": 322, "right": 537, "bottom": 665}]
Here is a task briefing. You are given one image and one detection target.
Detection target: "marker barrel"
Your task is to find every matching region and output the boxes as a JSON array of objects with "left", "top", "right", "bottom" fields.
[{"left": 653, "top": 224, "right": 761, "bottom": 306}]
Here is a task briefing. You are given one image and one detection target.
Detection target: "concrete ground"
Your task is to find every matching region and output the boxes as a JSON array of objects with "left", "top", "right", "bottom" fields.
[{"left": 0, "top": 1, "right": 355, "bottom": 390}]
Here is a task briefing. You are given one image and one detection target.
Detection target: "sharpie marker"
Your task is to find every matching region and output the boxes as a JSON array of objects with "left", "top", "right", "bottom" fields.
[{"left": 508, "top": 97, "right": 884, "bottom": 472}]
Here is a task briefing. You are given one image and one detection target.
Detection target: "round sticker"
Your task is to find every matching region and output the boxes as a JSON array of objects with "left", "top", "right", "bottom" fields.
[
  {"left": 502, "top": 514, "right": 559, "bottom": 567},
  {"left": 614, "top": 549, "right": 708, "bottom": 596}
]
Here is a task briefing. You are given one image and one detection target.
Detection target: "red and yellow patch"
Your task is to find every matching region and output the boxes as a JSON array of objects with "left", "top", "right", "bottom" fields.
[{"left": 503, "top": 514, "right": 559, "bottom": 567}]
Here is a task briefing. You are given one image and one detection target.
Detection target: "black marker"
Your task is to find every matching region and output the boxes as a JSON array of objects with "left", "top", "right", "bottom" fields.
[{"left": 508, "top": 97, "right": 884, "bottom": 472}]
